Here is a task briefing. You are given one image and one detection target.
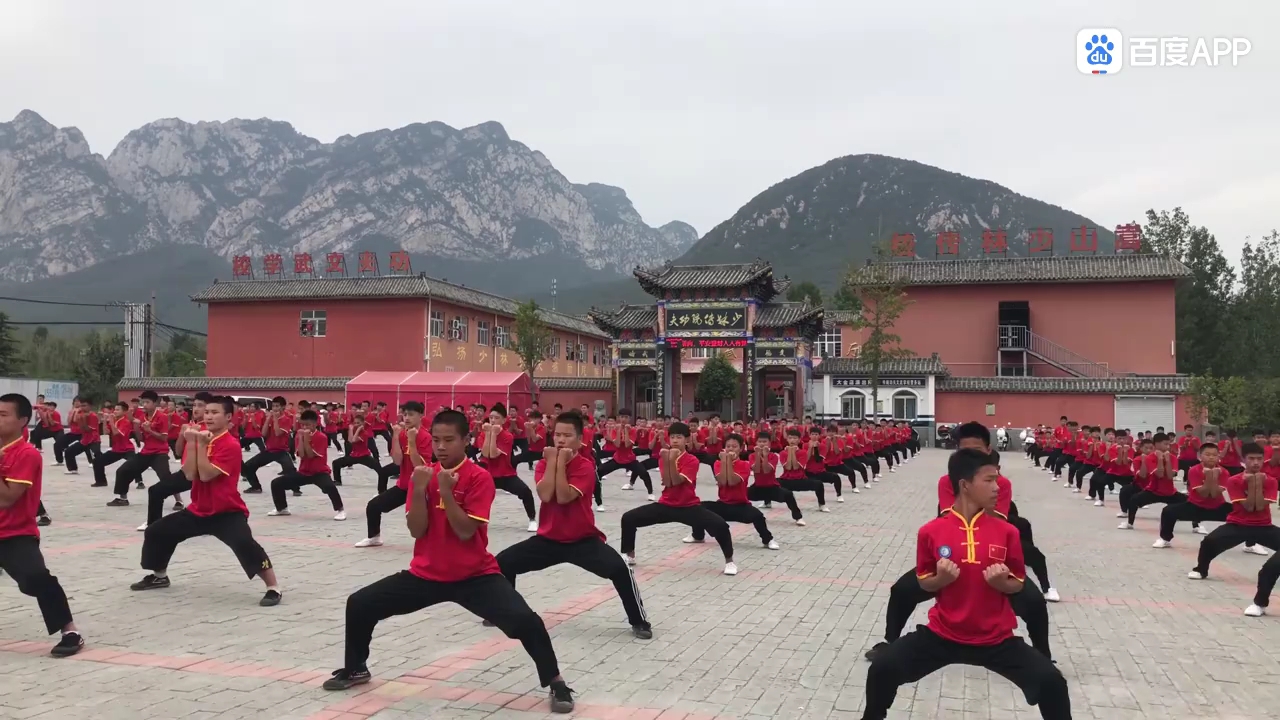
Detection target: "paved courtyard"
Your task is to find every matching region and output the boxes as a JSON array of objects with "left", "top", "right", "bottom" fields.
[{"left": 3, "top": 446, "right": 1280, "bottom": 720}]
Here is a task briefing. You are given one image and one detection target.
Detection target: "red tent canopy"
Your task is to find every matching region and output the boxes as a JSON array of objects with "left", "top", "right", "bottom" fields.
[{"left": 346, "top": 371, "right": 534, "bottom": 414}]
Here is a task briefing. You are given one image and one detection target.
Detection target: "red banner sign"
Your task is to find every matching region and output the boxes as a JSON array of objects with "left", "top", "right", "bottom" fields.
[{"left": 666, "top": 338, "right": 750, "bottom": 349}]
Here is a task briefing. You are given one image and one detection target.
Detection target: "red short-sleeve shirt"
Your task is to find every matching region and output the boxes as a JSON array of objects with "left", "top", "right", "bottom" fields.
[
  {"left": 936, "top": 474, "right": 1012, "bottom": 518},
  {"left": 1226, "top": 473, "right": 1278, "bottom": 526},
  {"left": 396, "top": 429, "right": 435, "bottom": 490},
  {"left": 659, "top": 451, "right": 702, "bottom": 507},
  {"left": 712, "top": 459, "right": 751, "bottom": 504},
  {"left": 612, "top": 427, "right": 637, "bottom": 465},
  {"left": 407, "top": 459, "right": 502, "bottom": 582},
  {"left": 348, "top": 425, "right": 373, "bottom": 458},
  {"left": 0, "top": 439, "right": 44, "bottom": 540},
  {"left": 916, "top": 510, "right": 1024, "bottom": 646},
  {"left": 535, "top": 453, "right": 605, "bottom": 543},
  {"left": 751, "top": 452, "right": 780, "bottom": 487},
  {"left": 298, "top": 430, "right": 330, "bottom": 475},
  {"left": 1186, "top": 465, "right": 1228, "bottom": 509},
  {"left": 483, "top": 429, "right": 516, "bottom": 478},
  {"left": 140, "top": 410, "right": 170, "bottom": 455},
  {"left": 265, "top": 413, "right": 295, "bottom": 453},
  {"left": 189, "top": 431, "right": 250, "bottom": 517}
]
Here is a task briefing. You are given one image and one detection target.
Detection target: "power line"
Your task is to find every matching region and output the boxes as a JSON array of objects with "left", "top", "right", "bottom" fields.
[
  {"left": 6, "top": 319, "right": 208, "bottom": 338},
  {"left": 156, "top": 322, "right": 206, "bottom": 338},
  {"left": 0, "top": 296, "right": 120, "bottom": 308}
]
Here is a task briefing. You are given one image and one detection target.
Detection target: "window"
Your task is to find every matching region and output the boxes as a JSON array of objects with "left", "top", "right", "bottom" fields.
[
  {"left": 494, "top": 325, "right": 509, "bottom": 348},
  {"left": 451, "top": 315, "right": 469, "bottom": 342},
  {"left": 548, "top": 337, "right": 561, "bottom": 360},
  {"left": 592, "top": 345, "right": 601, "bottom": 365},
  {"left": 694, "top": 396, "right": 722, "bottom": 412},
  {"left": 840, "top": 392, "right": 865, "bottom": 420},
  {"left": 300, "top": 310, "right": 326, "bottom": 337},
  {"left": 566, "top": 341, "right": 577, "bottom": 362},
  {"left": 690, "top": 347, "right": 714, "bottom": 359},
  {"left": 576, "top": 343, "right": 585, "bottom": 362},
  {"left": 892, "top": 392, "right": 918, "bottom": 421},
  {"left": 816, "top": 329, "right": 842, "bottom": 358},
  {"left": 429, "top": 310, "right": 444, "bottom": 338},
  {"left": 476, "top": 320, "right": 490, "bottom": 347}
]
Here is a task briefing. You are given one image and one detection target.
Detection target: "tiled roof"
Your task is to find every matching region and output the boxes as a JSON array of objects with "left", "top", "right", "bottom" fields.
[
  {"left": 634, "top": 260, "right": 788, "bottom": 301},
  {"left": 814, "top": 356, "right": 948, "bottom": 376},
  {"left": 754, "top": 302, "right": 824, "bottom": 328},
  {"left": 938, "top": 375, "right": 1191, "bottom": 394},
  {"left": 535, "top": 377, "right": 612, "bottom": 391},
  {"left": 117, "top": 376, "right": 350, "bottom": 391},
  {"left": 588, "top": 304, "right": 659, "bottom": 334},
  {"left": 862, "top": 254, "right": 1191, "bottom": 286},
  {"left": 190, "top": 274, "right": 606, "bottom": 337},
  {"left": 822, "top": 309, "right": 859, "bottom": 328}
]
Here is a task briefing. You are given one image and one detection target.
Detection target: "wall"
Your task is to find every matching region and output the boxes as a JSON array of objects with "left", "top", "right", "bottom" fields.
[
  {"left": 835, "top": 280, "right": 1177, "bottom": 376},
  {"left": 537, "top": 389, "right": 615, "bottom": 416},
  {"left": 117, "top": 388, "right": 345, "bottom": 406},
  {"left": 817, "top": 376, "right": 934, "bottom": 420},
  {"left": 934, "top": 392, "right": 1195, "bottom": 428}
]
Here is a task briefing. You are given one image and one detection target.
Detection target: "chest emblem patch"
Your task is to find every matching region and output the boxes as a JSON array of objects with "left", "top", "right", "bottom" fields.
[{"left": 938, "top": 545, "right": 952, "bottom": 559}]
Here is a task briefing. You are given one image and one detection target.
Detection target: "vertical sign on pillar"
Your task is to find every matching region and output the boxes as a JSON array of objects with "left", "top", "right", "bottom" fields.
[
  {"left": 655, "top": 342, "right": 666, "bottom": 416},
  {"left": 743, "top": 340, "right": 756, "bottom": 421},
  {"left": 672, "top": 343, "right": 683, "bottom": 417}
]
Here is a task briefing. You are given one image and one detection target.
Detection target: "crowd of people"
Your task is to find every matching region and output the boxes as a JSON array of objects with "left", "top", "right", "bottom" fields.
[{"left": 6, "top": 393, "right": 1275, "bottom": 718}]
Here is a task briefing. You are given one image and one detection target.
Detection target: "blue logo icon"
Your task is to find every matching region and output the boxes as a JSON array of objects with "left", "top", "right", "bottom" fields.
[
  {"left": 1085, "top": 34, "right": 1114, "bottom": 68},
  {"left": 939, "top": 545, "right": 952, "bottom": 559},
  {"left": 1077, "top": 29, "right": 1124, "bottom": 75}
]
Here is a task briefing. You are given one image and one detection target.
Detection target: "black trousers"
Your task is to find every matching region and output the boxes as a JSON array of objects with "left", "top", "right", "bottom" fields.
[
  {"left": 882, "top": 569, "right": 1052, "bottom": 659},
  {"left": 240, "top": 437, "right": 266, "bottom": 453},
  {"left": 1070, "top": 461, "right": 1095, "bottom": 489},
  {"left": 496, "top": 535, "right": 649, "bottom": 629},
  {"left": 689, "top": 500, "right": 772, "bottom": 543},
  {"left": 114, "top": 453, "right": 171, "bottom": 497},
  {"left": 242, "top": 450, "right": 295, "bottom": 490},
  {"left": 808, "top": 469, "right": 842, "bottom": 497},
  {"left": 366, "top": 486, "right": 408, "bottom": 538},
  {"left": 599, "top": 459, "right": 653, "bottom": 494},
  {"left": 1194, "top": 523, "right": 1280, "bottom": 577},
  {"left": 332, "top": 455, "right": 381, "bottom": 486},
  {"left": 1087, "top": 470, "right": 1115, "bottom": 500},
  {"left": 621, "top": 502, "right": 733, "bottom": 559},
  {"left": 865, "top": 626, "right": 1069, "bottom": 720},
  {"left": 1045, "top": 449, "right": 1064, "bottom": 475},
  {"left": 344, "top": 571, "right": 560, "bottom": 685},
  {"left": 1177, "top": 457, "right": 1199, "bottom": 485},
  {"left": 148, "top": 471, "right": 193, "bottom": 524},
  {"left": 863, "top": 454, "right": 881, "bottom": 477},
  {"left": 841, "top": 459, "right": 870, "bottom": 486},
  {"left": 1127, "top": 490, "right": 1187, "bottom": 524},
  {"left": 374, "top": 429, "right": 392, "bottom": 456},
  {"left": 1118, "top": 480, "right": 1140, "bottom": 513},
  {"left": 747, "top": 485, "right": 802, "bottom": 520},
  {"left": 272, "top": 471, "right": 343, "bottom": 511},
  {"left": 54, "top": 432, "right": 78, "bottom": 467},
  {"left": 779, "top": 477, "right": 826, "bottom": 506},
  {"left": 1006, "top": 513, "right": 1052, "bottom": 591},
  {"left": 0, "top": 536, "right": 74, "bottom": 635},
  {"left": 1159, "top": 501, "right": 1225, "bottom": 541},
  {"left": 513, "top": 447, "right": 541, "bottom": 471},
  {"left": 140, "top": 510, "right": 272, "bottom": 579},
  {"left": 33, "top": 427, "right": 67, "bottom": 462},
  {"left": 492, "top": 475, "right": 536, "bottom": 520},
  {"left": 93, "top": 450, "right": 133, "bottom": 485},
  {"left": 63, "top": 437, "right": 101, "bottom": 473}
]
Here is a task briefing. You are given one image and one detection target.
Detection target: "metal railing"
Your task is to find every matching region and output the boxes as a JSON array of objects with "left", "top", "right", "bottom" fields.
[{"left": 998, "top": 325, "right": 1112, "bottom": 378}]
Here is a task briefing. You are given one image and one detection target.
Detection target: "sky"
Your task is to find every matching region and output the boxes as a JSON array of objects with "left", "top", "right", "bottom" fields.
[{"left": 1, "top": 0, "right": 1275, "bottom": 262}]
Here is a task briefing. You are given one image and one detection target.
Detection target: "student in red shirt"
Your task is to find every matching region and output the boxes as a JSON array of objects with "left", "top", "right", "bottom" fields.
[
  {"left": 62, "top": 398, "right": 102, "bottom": 476},
  {"left": 837, "top": 424, "right": 871, "bottom": 490},
  {"left": 1116, "top": 436, "right": 1154, "bottom": 520},
  {"left": 479, "top": 403, "right": 538, "bottom": 531},
  {"left": 93, "top": 402, "right": 137, "bottom": 488},
  {"left": 494, "top": 410, "right": 652, "bottom": 639},
  {"left": 107, "top": 390, "right": 172, "bottom": 506},
  {"left": 513, "top": 410, "right": 548, "bottom": 472},
  {"left": 1120, "top": 433, "right": 1186, "bottom": 529},
  {"left": 1189, "top": 444, "right": 1280, "bottom": 608},
  {"left": 684, "top": 434, "right": 779, "bottom": 550},
  {"left": 863, "top": 447, "right": 1069, "bottom": 719},
  {"left": 332, "top": 411, "right": 381, "bottom": 488},
  {"left": 325, "top": 411, "right": 577, "bottom": 713},
  {"left": 31, "top": 400, "right": 67, "bottom": 463},
  {"left": 746, "top": 432, "right": 804, "bottom": 524},
  {"left": 266, "top": 410, "right": 346, "bottom": 520},
  {"left": 778, "top": 428, "right": 828, "bottom": 511},
  {"left": 0, "top": 393, "right": 85, "bottom": 656},
  {"left": 240, "top": 401, "right": 266, "bottom": 454},
  {"left": 695, "top": 414, "right": 726, "bottom": 467},
  {"left": 1154, "top": 443, "right": 1232, "bottom": 547},
  {"left": 354, "top": 402, "right": 432, "bottom": 548},
  {"left": 139, "top": 393, "right": 214, "bottom": 531},
  {"left": 619, "top": 421, "right": 737, "bottom": 575},
  {"left": 804, "top": 426, "right": 844, "bottom": 501},
  {"left": 1218, "top": 429, "right": 1243, "bottom": 474},
  {"left": 603, "top": 409, "right": 654, "bottom": 497},
  {"left": 1174, "top": 425, "right": 1201, "bottom": 485},
  {"left": 241, "top": 397, "right": 297, "bottom": 493},
  {"left": 131, "top": 396, "right": 282, "bottom": 607}
]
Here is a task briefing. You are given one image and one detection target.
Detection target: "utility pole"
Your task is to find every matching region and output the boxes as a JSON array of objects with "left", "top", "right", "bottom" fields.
[
  {"left": 147, "top": 292, "right": 157, "bottom": 377},
  {"left": 551, "top": 278, "right": 558, "bottom": 311}
]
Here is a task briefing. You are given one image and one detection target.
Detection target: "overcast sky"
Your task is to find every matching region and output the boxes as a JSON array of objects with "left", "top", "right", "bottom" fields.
[{"left": 2, "top": 1, "right": 1274, "bottom": 261}]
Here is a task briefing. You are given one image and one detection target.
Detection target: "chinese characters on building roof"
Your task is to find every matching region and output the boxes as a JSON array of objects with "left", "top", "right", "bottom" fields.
[
  {"left": 887, "top": 224, "right": 1142, "bottom": 260},
  {"left": 231, "top": 250, "right": 416, "bottom": 280}
]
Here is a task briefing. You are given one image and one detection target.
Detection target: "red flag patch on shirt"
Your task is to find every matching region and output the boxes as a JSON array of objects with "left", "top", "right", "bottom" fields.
[{"left": 988, "top": 544, "right": 1007, "bottom": 562}]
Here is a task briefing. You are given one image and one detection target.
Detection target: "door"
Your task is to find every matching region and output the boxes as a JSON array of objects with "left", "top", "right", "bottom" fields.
[
  {"left": 1113, "top": 396, "right": 1176, "bottom": 435},
  {"left": 840, "top": 392, "right": 865, "bottom": 420}
]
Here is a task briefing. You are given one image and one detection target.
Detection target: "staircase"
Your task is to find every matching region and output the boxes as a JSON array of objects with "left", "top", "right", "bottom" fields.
[{"left": 998, "top": 325, "right": 1112, "bottom": 378}]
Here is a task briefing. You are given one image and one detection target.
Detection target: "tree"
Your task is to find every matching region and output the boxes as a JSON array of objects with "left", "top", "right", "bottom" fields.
[
  {"left": 512, "top": 300, "right": 552, "bottom": 393},
  {"left": 155, "top": 333, "right": 207, "bottom": 377},
  {"left": 696, "top": 353, "right": 739, "bottom": 414},
  {"left": 829, "top": 284, "right": 861, "bottom": 313},
  {"left": 1187, "top": 374, "right": 1252, "bottom": 431},
  {"left": 0, "top": 312, "right": 18, "bottom": 376},
  {"left": 1235, "top": 230, "right": 1280, "bottom": 378},
  {"left": 785, "top": 281, "right": 823, "bottom": 306},
  {"left": 844, "top": 243, "right": 914, "bottom": 418},
  {"left": 74, "top": 331, "right": 126, "bottom": 404}
]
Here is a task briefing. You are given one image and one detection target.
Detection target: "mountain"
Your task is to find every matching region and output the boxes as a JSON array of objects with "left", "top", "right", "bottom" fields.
[
  {"left": 545, "top": 154, "right": 1120, "bottom": 312},
  {"left": 0, "top": 110, "right": 698, "bottom": 286}
]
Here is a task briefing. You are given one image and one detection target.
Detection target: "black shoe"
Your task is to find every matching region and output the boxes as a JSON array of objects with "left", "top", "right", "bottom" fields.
[
  {"left": 107, "top": 498, "right": 130, "bottom": 507},
  {"left": 36, "top": 515, "right": 51, "bottom": 527},
  {"left": 130, "top": 574, "right": 170, "bottom": 591},
  {"left": 135, "top": 481, "right": 145, "bottom": 490},
  {"left": 482, "top": 619, "right": 495, "bottom": 627},
  {"left": 172, "top": 501, "right": 184, "bottom": 511},
  {"left": 631, "top": 625, "right": 653, "bottom": 640},
  {"left": 549, "top": 681, "right": 575, "bottom": 714},
  {"left": 864, "top": 641, "right": 888, "bottom": 661},
  {"left": 51, "top": 632, "right": 84, "bottom": 657},
  {"left": 244, "top": 486, "right": 263, "bottom": 494},
  {"left": 292, "top": 489, "right": 302, "bottom": 497},
  {"left": 322, "top": 667, "right": 371, "bottom": 691},
  {"left": 259, "top": 589, "right": 282, "bottom": 607},
  {"left": 334, "top": 480, "right": 342, "bottom": 486},
  {"left": 91, "top": 482, "right": 107, "bottom": 487}
]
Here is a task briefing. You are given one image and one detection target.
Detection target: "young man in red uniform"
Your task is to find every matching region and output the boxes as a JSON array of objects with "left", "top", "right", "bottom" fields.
[
  {"left": 1175, "top": 425, "right": 1201, "bottom": 485},
  {"left": 494, "top": 410, "right": 651, "bottom": 639},
  {"left": 619, "top": 422, "right": 737, "bottom": 575},
  {"left": 1120, "top": 433, "right": 1187, "bottom": 529},
  {"left": 1189, "top": 444, "right": 1280, "bottom": 605},
  {"left": 241, "top": 397, "right": 296, "bottom": 494},
  {"left": 804, "top": 426, "right": 844, "bottom": 501},
  {"left": 355, "top": 402, "right": 432, "bottom": 548},
  {"left": 695, "top": 415, "right": 726, "bottom": 467},
  {"left": 241, "top": 401, "right": 266, "bottom": 454},
  {"left": 0, "top": 393, "right": 85, "bottom": 656},
  {"left": 130, "top": 396, "right": 281, "bottom": 607},
  {"left": 514, "top": 409, "right": 548, "bottom": 472},
  {"left": 109, "top": 390, "right": 172, "bottom": 506},
  {"left": 1116, "top": 436, "right": 1153, "bottom": 520},
  {"left": 63, "top": 398, "right": 103, "bottom": 476},
  {"left": 94, "top": 402, "right": 136, "bottom": 489},
  {"left": 139, "top": 393, "right": 213, "bottom": 531},
  {"left": 747, "top": 432, "right": 804, "bottom": 524},
  {"left": 267, "top": 410, "right": 346, "bottom": 521},
  {"left": 1153, "top": 443, "right": 1227, "bottom": 547},
  {"left": 1219, "top": 429, "right": 1243, "bottom": 475},
  {"left": 325, "top": 410, "right": 577, "bottom": 713},
  {"left": 684, "top": 434, "right": 779, "bottom": 550},
  {"left": 332, "top": 411, "right": 380, "bottom": 488},
  {"left": 479, "top": 403, "right": 538, "bottom": 531},
  {"left": 602, "top": 409, "right": 654, "bottom": 497},
  {"left": 778, "top": 428, "right": 828, "bottom": 510},
  {"left": 862, "top": 447, "right": 1069, "bottom": 719}
]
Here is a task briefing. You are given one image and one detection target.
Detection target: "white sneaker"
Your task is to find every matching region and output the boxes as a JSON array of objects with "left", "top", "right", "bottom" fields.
[
  {"left": 1245, "top": 604, "right": 1267, "bottom": 617},
  {"left": 1044, "top": 588, "right": 1060, "bottom": 603},
  {"left": 1193, "top": 525, "right": 1209, "bottom": 535},
  {"left": 767, "top": 540, "right": 780, "bottom": 550},
  {"left": 646, "top": 494, "right": 655, "bottom": 501},
  {"left": 682, "top": 536, "right": 704, "bottom": 544},
  {"left": 1116, "top": 511, "right": 1127, "bottom": 518},
  {"left": 620, "top": 483, "right": 633, "bottom": 491},
  {"left": 526, "top": 520, "right": 539, "bottom": 533},
  {"left": 1063, "top": 481, "right": 1072, "bottom": 488},
  {"left": 1093, "top": 500, "right": 1103, "bottom": 507},
  {"left": 837, "top": 496, "right": 845, "bottom": 503},
  {"left": 873, "top": 475, "right": 882, "bottom": 481},
  {"left": 795, "top": 518, "right": 806, "bottom": 526},
  {"left": 1187, "top": 570, "right": 1205, "bottom": 580},
  {"left": 1152, "top": 538, "right": 1172, "bottom": 548},
  {"left": 54, "top": 461, "right": 63, "bottom": 466},
  {"left": 333, "top": 510, "right": 347, "bottom": 521},
  {"left": 267, "top": 508, "right": 291, "bottom": 516},
  {"left": 63, "top": 469, "right": 78, "bottom": 475},
  {"left": 625, "top": 555, "right": 636, "bottom": 566},
  {"left": 354, "top": 536, "right": 382, "bottom": 548},
  {"left": 890, "top": 467, "right": 897, "bottom": 473},
  {"left": 820, "top": 505, "right": 831, "bottom": 513},
  {"left": 135, "top": 522, "right": 148, "bottom": 532},
  {"left": 595, "top": 504, "right": 606, "bottom": 512},
  {"left": 1243, "top": 545, "right": 1271, "bottom": 556},
  {"left": 1117, "top": 522, "right": 1132, "bottom": 530},
  {"left": 1071, "top": 487, "right": 1080, "bottom": 493},
  {"left": 852, "top": 487, "right": 861, "bottom": 494},
  {"left": 723, "top": 562, "right": 738, "bottom": 576}
]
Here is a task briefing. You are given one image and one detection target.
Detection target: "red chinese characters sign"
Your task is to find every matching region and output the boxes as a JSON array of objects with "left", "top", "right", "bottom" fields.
[
  {"left": 1070, "top": 225, "right": 1098, "bottom": 253},
  {"left": 358, "top": 251, "right": 379, "bottom": 275},
  {"left": 232, "top": 255, "right": 253, "bottom": 279},
  {"left": 389, "top": 250, "right": 412, "bottom": 273},
  {"left": 293, "top": 253, "right": 314, "bottom": 276},
  {"left": 263, "top": 253, "right": 285, "bottom": 277},
  {"left": 326, "top": 252, "right": 346, "bottom": 275},
  {"left": 935, "top": 231, "right": 960, "bottom": 256},
  {"left": 981, "top": 229, "right": 1008, "bottom": 254},
  {"left": 889, "top": 233, "right": 916, "bottom": 258},
  {"left": 1028, "top": 228, "right": 1054, "bottom": 254},
  {"left": 1115, "top": 223, "right": 1142, "bottom": 251}
]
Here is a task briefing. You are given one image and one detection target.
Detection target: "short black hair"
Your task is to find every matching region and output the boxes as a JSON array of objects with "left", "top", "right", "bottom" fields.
[
  {"left": 1242, "top": 442, "right": 1265, "bottom": 458},
  {"left": 724, "top": 433, "right": 745, "bottom": 448},
  {"left": 1184, "top": 424, "right": 1194, "bottom": 430},
  {"left": 947, "top": 448, "right": 999, "bottom": 496},
  {"left": 401, "top": 401, "right": 425, "bottom": 415},
  {"left": 0, "top": 393, "right": 33, "bottom": 423},
  {"left": 299, "top": 401, "right": 311, "bottom": 409},
  {"left": 1104, "top": 427, "right": 1115, "bottom": 434},
  {"left": 554, "top": 410, "right": 584, "bottom": 437},
  {"left": 1253, "top": 428, "right": 1267, "bottom": 437},
  {"left": 953, "top": 421, "right": 991, "bottom": 446},
  {"left": 756, "top": 430, "right": 771, "bottom": 442},
  {"left": 210, "top": 396, "right": 235, "bottom": 415},
  {"left": 431, "top": 409, "right": 470, "bottom": 437},
  {"left": 528, "top": 410, "right": 542, "bottom": 420},
  {"left": 194, "top": 392, "right": 214, "bottom": 403},
  {"left": 115, "top": 401, "right": 129, "bottom": 411},
  {"left": 272, "top": 396, "right": 287, "bottom": 405},
  {"left": 300, "top": 409, "right": 319, "bottom": 422},
  {"left": 490, "top": 402, "right": 508, "bottom": 418},
  {"left": 786, "top": 428, "right": 802, "bottom": 439},
  {"left": 668, "top": 421, "right": 691, "bottom": 438},
  {"left": 140, "top": 390, "right": 159, "bottom": 402},
  {"left": 1152, "top": 433, "right": 1168, "bottom": 443}
]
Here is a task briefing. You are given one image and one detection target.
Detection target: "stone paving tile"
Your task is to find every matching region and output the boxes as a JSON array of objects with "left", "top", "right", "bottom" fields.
[{"left": 2, "top": 446, "right": 1279, "bottom": 719}]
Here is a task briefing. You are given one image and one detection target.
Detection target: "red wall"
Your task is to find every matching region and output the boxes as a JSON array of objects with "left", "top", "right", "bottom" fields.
[
  {"left": 117, "top": 389, "right": 346, "bottom": 406},
  {"left": 837, "top": 280, "right": 1177, "bottom": 376},
  {"left": 935, "top": 392, "right": 1195, "bottom": 428},
  {"left": 537, "top": 390, "right": 614, "bottom": 415}
]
